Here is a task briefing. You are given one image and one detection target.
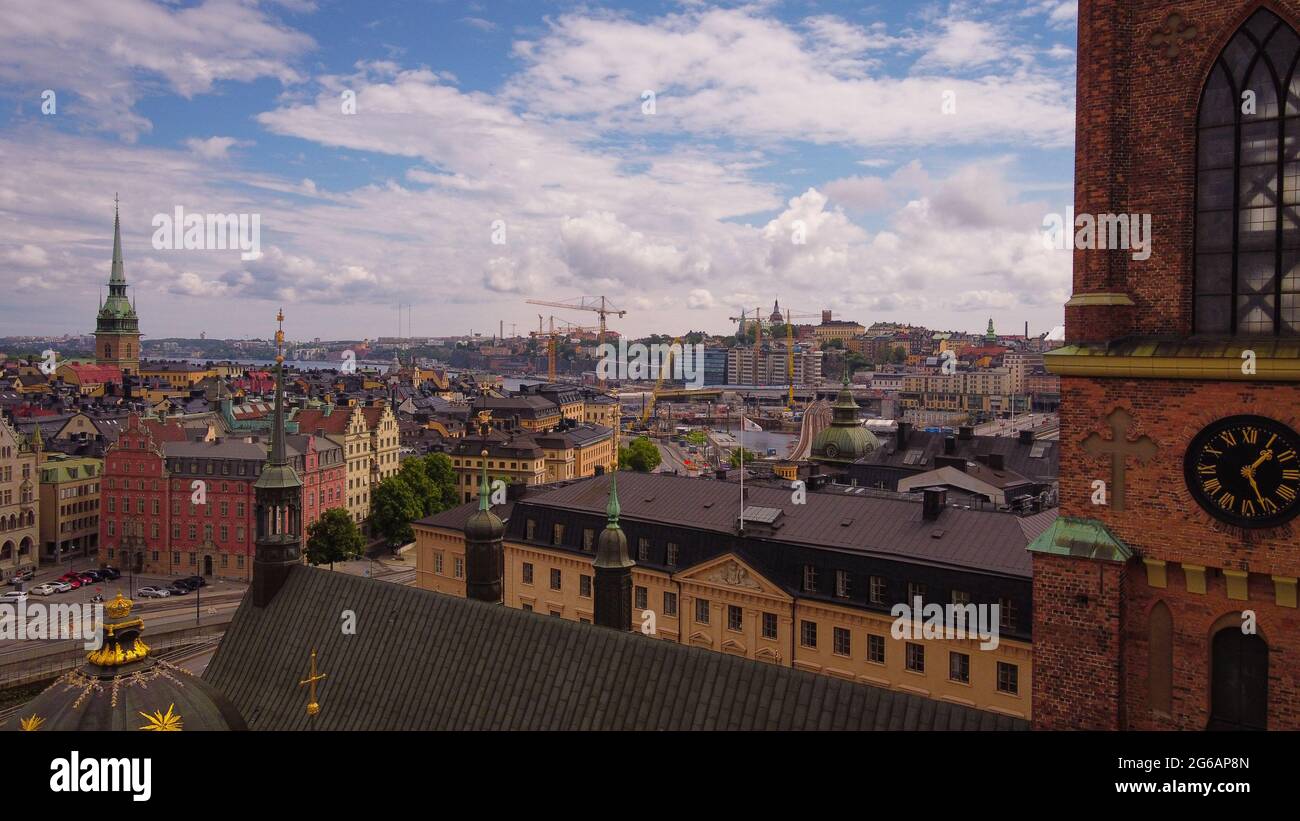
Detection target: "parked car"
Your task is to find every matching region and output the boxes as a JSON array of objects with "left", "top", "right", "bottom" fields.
[
  {"left": 7, "top": 569, "right": 35, "bottom": 585},
  {"left": 80, "top": 570, "right": 104, "bottom": 582},
  {"left": 179, "top": 576, "right": 207, "bottom": 589},
  {"left": 64, "top": 578, "right": 82, "bottom": 590},
  {"left": 31, "top": 583, "right": 60, "bottom": 597},
  {"left": 165, "top": 584, "right": 190, "bottom": 596},
  {"left": 136, "top": 586, "right": 170, "bottom": 599},
  {"left": 49, "top": 581, "right": 72, "bottom": 593},
  {"left": 99, "top": 566, "right": 121, "bottom": 580},
  {"left": 0, "top": 591, "right": 28, "bottom": 604}
]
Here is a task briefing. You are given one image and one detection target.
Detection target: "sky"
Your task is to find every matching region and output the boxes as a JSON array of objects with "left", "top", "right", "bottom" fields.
[{"left": 0, "top": 0, "right": 1079, "bottom": 341}]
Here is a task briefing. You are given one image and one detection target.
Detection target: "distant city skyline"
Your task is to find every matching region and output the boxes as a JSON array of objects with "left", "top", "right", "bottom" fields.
[{"left": 0, "top": 0, "right": 1077, "bottom": 340}]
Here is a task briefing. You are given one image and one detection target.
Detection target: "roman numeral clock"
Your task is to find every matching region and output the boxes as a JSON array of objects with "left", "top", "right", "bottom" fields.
[{"left": 1185, "top": 415, "right": 1300, "bottom": 529}]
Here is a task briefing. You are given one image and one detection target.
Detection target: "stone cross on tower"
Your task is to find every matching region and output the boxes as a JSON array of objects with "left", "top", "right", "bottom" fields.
[
  {"left": 1082, "top": 407, "right": 1158, "bottom": 513},
  {"left": 1149, "top": 12, "right": 1197, "bottom": 58}
]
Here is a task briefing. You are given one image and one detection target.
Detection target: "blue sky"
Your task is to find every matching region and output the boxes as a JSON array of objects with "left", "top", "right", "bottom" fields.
[{"left": 0, "top": 0, "right": 1078, "bottom": 340}]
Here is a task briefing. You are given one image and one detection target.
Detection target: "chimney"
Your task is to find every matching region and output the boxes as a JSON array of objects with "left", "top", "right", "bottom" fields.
[
  {"left": 896, "top": 421, "right": 911, "bottom": 449},
  {"left": 922, "top": 487, "right": 946, "bottom": 521},
  {"left": 1018, "top": 429, "right": 1035, "bottom": 445},
  {"left": 935, "top": 456, "right": 966, "bottom": 472},
  {"left": 943, "top": 435, "right": 956, "bottom": 455},
  {"left": 989, "top": 453, "right": 1005, "bottom": 470},
  {"left": 959, "top": 425, "right": 973, "bottom": 441}
]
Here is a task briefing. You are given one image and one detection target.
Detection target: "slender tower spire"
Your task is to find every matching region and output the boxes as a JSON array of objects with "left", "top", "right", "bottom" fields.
[
  {"left": 593, "top": 472, "right": 634, "bottom": 630},
  {"left": 253, "top": 309, "right": 304, "bottom": 607},
  {"left": 463, "top": 439, "right": 505, "bottom": 603},
  {"left": 110, "top": 193, "right": 125, "bottom": 288}
]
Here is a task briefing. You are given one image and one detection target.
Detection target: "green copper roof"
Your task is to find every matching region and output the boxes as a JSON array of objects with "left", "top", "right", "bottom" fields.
[
  {"left": 97, "top": 199, "right": 139, "bottom": 327},
  {"left": 1026, "top": 516, "right": 1133, "bottom": 563},
  {"left": 605, "top": 470, "right": 621, "bottom": 528},
  {"left": 594, "top": 472, "right": 633, "bottom": 569}
]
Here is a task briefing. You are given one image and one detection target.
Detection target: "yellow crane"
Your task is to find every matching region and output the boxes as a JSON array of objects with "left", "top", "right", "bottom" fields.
[
  {"left": 780, "top": 309, "right": 822, "bottom": 407},
  {"left": 526, "top": 296, "right": 626, "bottom": 387},
  {"left": 640, "top": 337, "right": 683, "bottom": 425},
  {"left": 529, "top": 315, "right": 597, "bottom": 382}
]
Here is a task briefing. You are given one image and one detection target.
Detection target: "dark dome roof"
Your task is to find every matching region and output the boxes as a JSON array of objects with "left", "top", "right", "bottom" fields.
[
  {"left": 464, "top": 506, "right": 505, "bottom": 542},
  {"left": 0, "top": 593, "right": 245, "bottom": 732}
]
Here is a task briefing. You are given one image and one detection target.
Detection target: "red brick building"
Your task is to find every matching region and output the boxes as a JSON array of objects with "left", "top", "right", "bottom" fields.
[
  {"left": 99, "top": 415, "right": 345, "bottom": 581},
  {"left": 1034, "top": 0, "right": 1300, "bottom": 729}
]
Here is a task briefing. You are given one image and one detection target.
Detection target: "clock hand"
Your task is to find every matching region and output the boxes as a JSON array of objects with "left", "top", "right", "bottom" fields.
[
  {"left": 1250, "top": 450, "right": 1274, "bottom": 472},
  {"left": 1246, "top": 472, "right": 1267, "bottom": 507}
]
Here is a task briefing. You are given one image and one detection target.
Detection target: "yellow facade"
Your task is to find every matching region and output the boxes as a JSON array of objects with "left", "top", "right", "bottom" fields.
[
  {"left": 413, "top": 525, "right": 1032, "bottom": 719},
  {"left": 137, "top": 363, "right": 216, "bottom": 389},
  {"left": 0, "top": 418, "right": 39, "bottom": 581},
  {"left": 37, "top": 454, "right": 101, "bottom": 563}
]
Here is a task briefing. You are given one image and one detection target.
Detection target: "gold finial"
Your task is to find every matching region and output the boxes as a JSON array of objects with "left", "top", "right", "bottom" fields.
[
  {"left": 105, "top": 591, "right": 133, "bottom": 619},
  {"left": 476, "top": 408, "right": 492, "bottom": 437},
  {"left": 298, "top": 649, "right": 327, "bottom": 717},
  {"left": 19, "top": 714, "right": 44, "bottom": 732},
  {"left": 275, "top": 309, "right": 286, "bottom": 364}
]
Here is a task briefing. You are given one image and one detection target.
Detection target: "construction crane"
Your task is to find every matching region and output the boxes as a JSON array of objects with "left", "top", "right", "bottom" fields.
[
  {"left": 530, "top": 315, "right": 597, "bottom": 382},
  {"left": 526, "top": 296, "right": 626, "bottom": 387},
  {"left": 780, "top": 309, "right": 821, "bottom": 407},
  {"left": 640, "top": 337, "right": 683, "bottom": 425}
]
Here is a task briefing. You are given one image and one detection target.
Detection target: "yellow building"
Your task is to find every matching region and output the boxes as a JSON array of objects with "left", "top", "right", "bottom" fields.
[
  {"left": 0, "top": 416, "right": 39, "bottom": 581},
  {"left": 447, "top": 434, "right": 548, "bottom": 504},
  {"left": 137, "top": 361, "right": 217, "bottom": 389},
  {"left": 415, "top": 472, "right": 1037, "bottom": 719},
  {"left": 814, "top": 320, "right": 866, "bottom": 344},
  {"left": 295, "top": 401, "right": 399, "bottom": 526}
]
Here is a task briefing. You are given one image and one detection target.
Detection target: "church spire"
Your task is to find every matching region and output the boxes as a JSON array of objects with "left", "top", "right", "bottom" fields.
[
  {"left": 270, "top": 309, "right": 288, "bottom": 467},
  {"left": 593, "top": 472, "right": 634, "bottom": 630},
  {"left": 253, "top": 309, "right": 303, "bottom": 608},
  {"left": 109, "top": 194, "right": 126, "bottom": 290}
]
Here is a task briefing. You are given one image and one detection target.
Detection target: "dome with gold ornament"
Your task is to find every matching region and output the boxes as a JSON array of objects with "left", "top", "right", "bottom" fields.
[{"left": 0, "top": 592, "right": 245, "bottom": 732}]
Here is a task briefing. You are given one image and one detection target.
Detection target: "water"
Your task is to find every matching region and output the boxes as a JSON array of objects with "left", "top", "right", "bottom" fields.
[{"left": 186, "top": 358, "right": 389, "bottom": 374}]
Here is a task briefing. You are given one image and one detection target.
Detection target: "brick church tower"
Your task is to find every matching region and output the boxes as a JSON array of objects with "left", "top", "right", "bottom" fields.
[
  {"left": 1032, "top": 0, "right": 1300, "bottom": 729},
  {"left": 94, "top": 197, "right": 142, "bottom": 375}
]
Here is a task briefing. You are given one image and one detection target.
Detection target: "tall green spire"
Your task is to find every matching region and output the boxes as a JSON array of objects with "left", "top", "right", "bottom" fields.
[
  {"left": 109, "top": 193, "right": 126, "bottom": 288},
  {"left": 254, "top": 309, "right": 301, "bottom": 491},
  {"left": 605, "top": 471, "right": 621, "bottom": 529},
  {"left": 478, "top": 450, "right": 491, "bottom": 511}
]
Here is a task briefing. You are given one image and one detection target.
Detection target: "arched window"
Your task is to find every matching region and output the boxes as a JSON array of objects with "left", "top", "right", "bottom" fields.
[
  {"left": 1196, "top": 8, "right": 1300, "bottom": 335},
  {"left": 1148, "top": 600, "right": 1173, "bottom": 716}
]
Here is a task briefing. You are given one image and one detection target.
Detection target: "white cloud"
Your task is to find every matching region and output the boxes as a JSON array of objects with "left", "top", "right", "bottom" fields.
[{"left": 184, "top": 136, "right": 254, "bottom": 160}]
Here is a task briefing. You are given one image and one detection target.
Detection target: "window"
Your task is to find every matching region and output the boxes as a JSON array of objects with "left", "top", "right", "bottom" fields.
[
  {"left": 552, "top": 523, "right": 564, "bottom": 546},
  {"left": 522, "top": 603, "right": 533, "bottom": 612},
  {"left": 949, "top": 652, "right": 970, "bottom": 683},
  {"left": 453, "top": 557, "right": 464, "bottom": 579},
  {"left": 908, "top": 581, "right": 926, "bottom": 604},
  {"left": 906, "top": 642, "right": 925, "bottom": 673},
  {"left": 663, "top": 591, "right": 678, "bottom": 617},
  {"left": 802, "top": 564, "right": 818, "bottom": 592},
  {"left": 525, "top": 519, "right": 536, "bottom": 540},
  {"left": 952, "top": 589, "right": 970, "bottom": 605},
  {"left": 579, "top": 574, "right": 591, "bottom": 598},
  {"left": 434, "top": 552, "right": 444, "bottom": 574},
  {"left": 1194, "top": 8, "right": 1300, "bottom": 336},
  {"left": 727, "top": 605, "right": 743, "bottom": 632},
  {"left": 833, "top": 627, "right": 851, "bottom": 656},
  {"left": 870, "top": 575, "right": 886, "bottom": 605},
  {"left": 582, "top": 529, "right": 594, "bottom": 551},
  {"left": 835, "top": 569, "right": 850, "bottom": 598},
  {"left": 172, "top": 552, "right": 180, "bottom": 565},
  {"left": 638, "top": 537, "right": 650, "bottom": 562},
  {"left": 761, "top": 612, "right": 777, "bottom": 640},
  {"left": 522, "top": 562, "right": 533, "bottom": 584},
  {"left": 634, "top": 586, "right": 648, "bottom": 609},
  {"left": 666, "top": 542, "right": 679, "bottom": 566},
  {"left": 999, "top": 596, "right": 1017, "bottom": 631},
  {"left": 800, "top": 620, "right": 817, "bottom": 648},
  {"left": 695, "top": 598, "right": 710, "bottom": 624},
  {"left": 997, "top": 662, "right": 1019, "bottom": 695},
  {"left": 549, "top": 568, "right": 561, "bottom": 591},
  {"left": 867, "top": 634, "right": 885, "bottom": 664}
]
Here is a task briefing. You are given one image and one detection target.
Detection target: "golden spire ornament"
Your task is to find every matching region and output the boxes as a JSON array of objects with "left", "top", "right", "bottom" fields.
[{"left": 298, "top": 649, "right": 327, "bottom": 717}]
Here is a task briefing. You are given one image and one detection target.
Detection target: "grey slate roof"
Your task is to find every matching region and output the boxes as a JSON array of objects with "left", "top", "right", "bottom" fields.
[{"left": 203, "top": 565, "right": 1026, "bottom": 731}]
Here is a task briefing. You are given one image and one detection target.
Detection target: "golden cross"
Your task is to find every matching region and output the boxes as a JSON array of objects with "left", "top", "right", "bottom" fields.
[{"left": 298, "top": 649, "right": 327, "bottom": 717}]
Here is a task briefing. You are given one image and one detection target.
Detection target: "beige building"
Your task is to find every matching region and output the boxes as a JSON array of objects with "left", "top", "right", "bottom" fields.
[
  {"left": 0, "top": 417, "right": 39, "bottom": 581},
  {"left": 295, "top": 401, "right": 399, "bottom": 526},
  {"left": 37, "top": 452, "right": 102, "bottom": 564},
  {"left": 814, "top": 320, "right": 866, "bottom": 344},
  {"left": 415, "top": 474, "right": 1036, "bottom": 719}
]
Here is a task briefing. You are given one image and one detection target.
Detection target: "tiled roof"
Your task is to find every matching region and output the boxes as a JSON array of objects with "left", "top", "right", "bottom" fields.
[
  {"left": 204, "top": 565, "right": 1026, "bottom": 731},
  {"left": 516, "top": 472, "right": 1039, "bottom": 577}
]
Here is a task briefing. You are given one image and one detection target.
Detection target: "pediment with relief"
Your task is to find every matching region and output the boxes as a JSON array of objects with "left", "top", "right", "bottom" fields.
[{"left": 680, "top": 554, "right": 789, "bottom": 599}]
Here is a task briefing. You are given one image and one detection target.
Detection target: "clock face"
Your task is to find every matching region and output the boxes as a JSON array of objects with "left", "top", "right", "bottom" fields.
[{"left": 1184, "top": 415, "right": 1300, "bottom": 528}]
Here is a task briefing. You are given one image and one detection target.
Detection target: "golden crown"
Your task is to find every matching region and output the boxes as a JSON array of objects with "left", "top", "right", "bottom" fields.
[{"left": 105, "top": 592, "right": 134, "bottom": 620}]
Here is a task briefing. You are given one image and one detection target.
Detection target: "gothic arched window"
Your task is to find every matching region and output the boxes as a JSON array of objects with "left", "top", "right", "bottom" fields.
[{"left": 1196, "top": 8, "right": 1300, "bottom": 335}]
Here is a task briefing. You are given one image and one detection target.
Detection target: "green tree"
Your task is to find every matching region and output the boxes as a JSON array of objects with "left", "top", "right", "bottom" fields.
[
  {"left": 729, "top": 447, "right": 761, "bottom": 467},
  {"left": 618, "top": 436, "right": 662, "bottom": 472},
  {"left": 824, "top": 338, "right": 845, "bottom": 350},
  {"left": 371, "top": 476, "right": 423, "bottom": 549},
  {"left": 305, "top": 507, "right": 365, "bottom": 570},
  {"left": 420, "top": 452, "right": 460, "bottom": 512},
  {"left": 396, "top": 457, "right": 437, "bottom": 514},
  {"left": 684, "top": 430, "right": 707, "bottom": 446}
]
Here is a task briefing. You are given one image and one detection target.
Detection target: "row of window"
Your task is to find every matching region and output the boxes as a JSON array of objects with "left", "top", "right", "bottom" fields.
[
  {"left": 105, "top": 547, "right": 246, "bottom": 570},
  {"left": 803, "top": 568, "right": 1019, "bottom": 631}
]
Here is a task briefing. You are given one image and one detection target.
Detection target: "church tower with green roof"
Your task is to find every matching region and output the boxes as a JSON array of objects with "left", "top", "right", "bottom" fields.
[{"left": 94, "top": 197, "right": 142, "bottom": 375}]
